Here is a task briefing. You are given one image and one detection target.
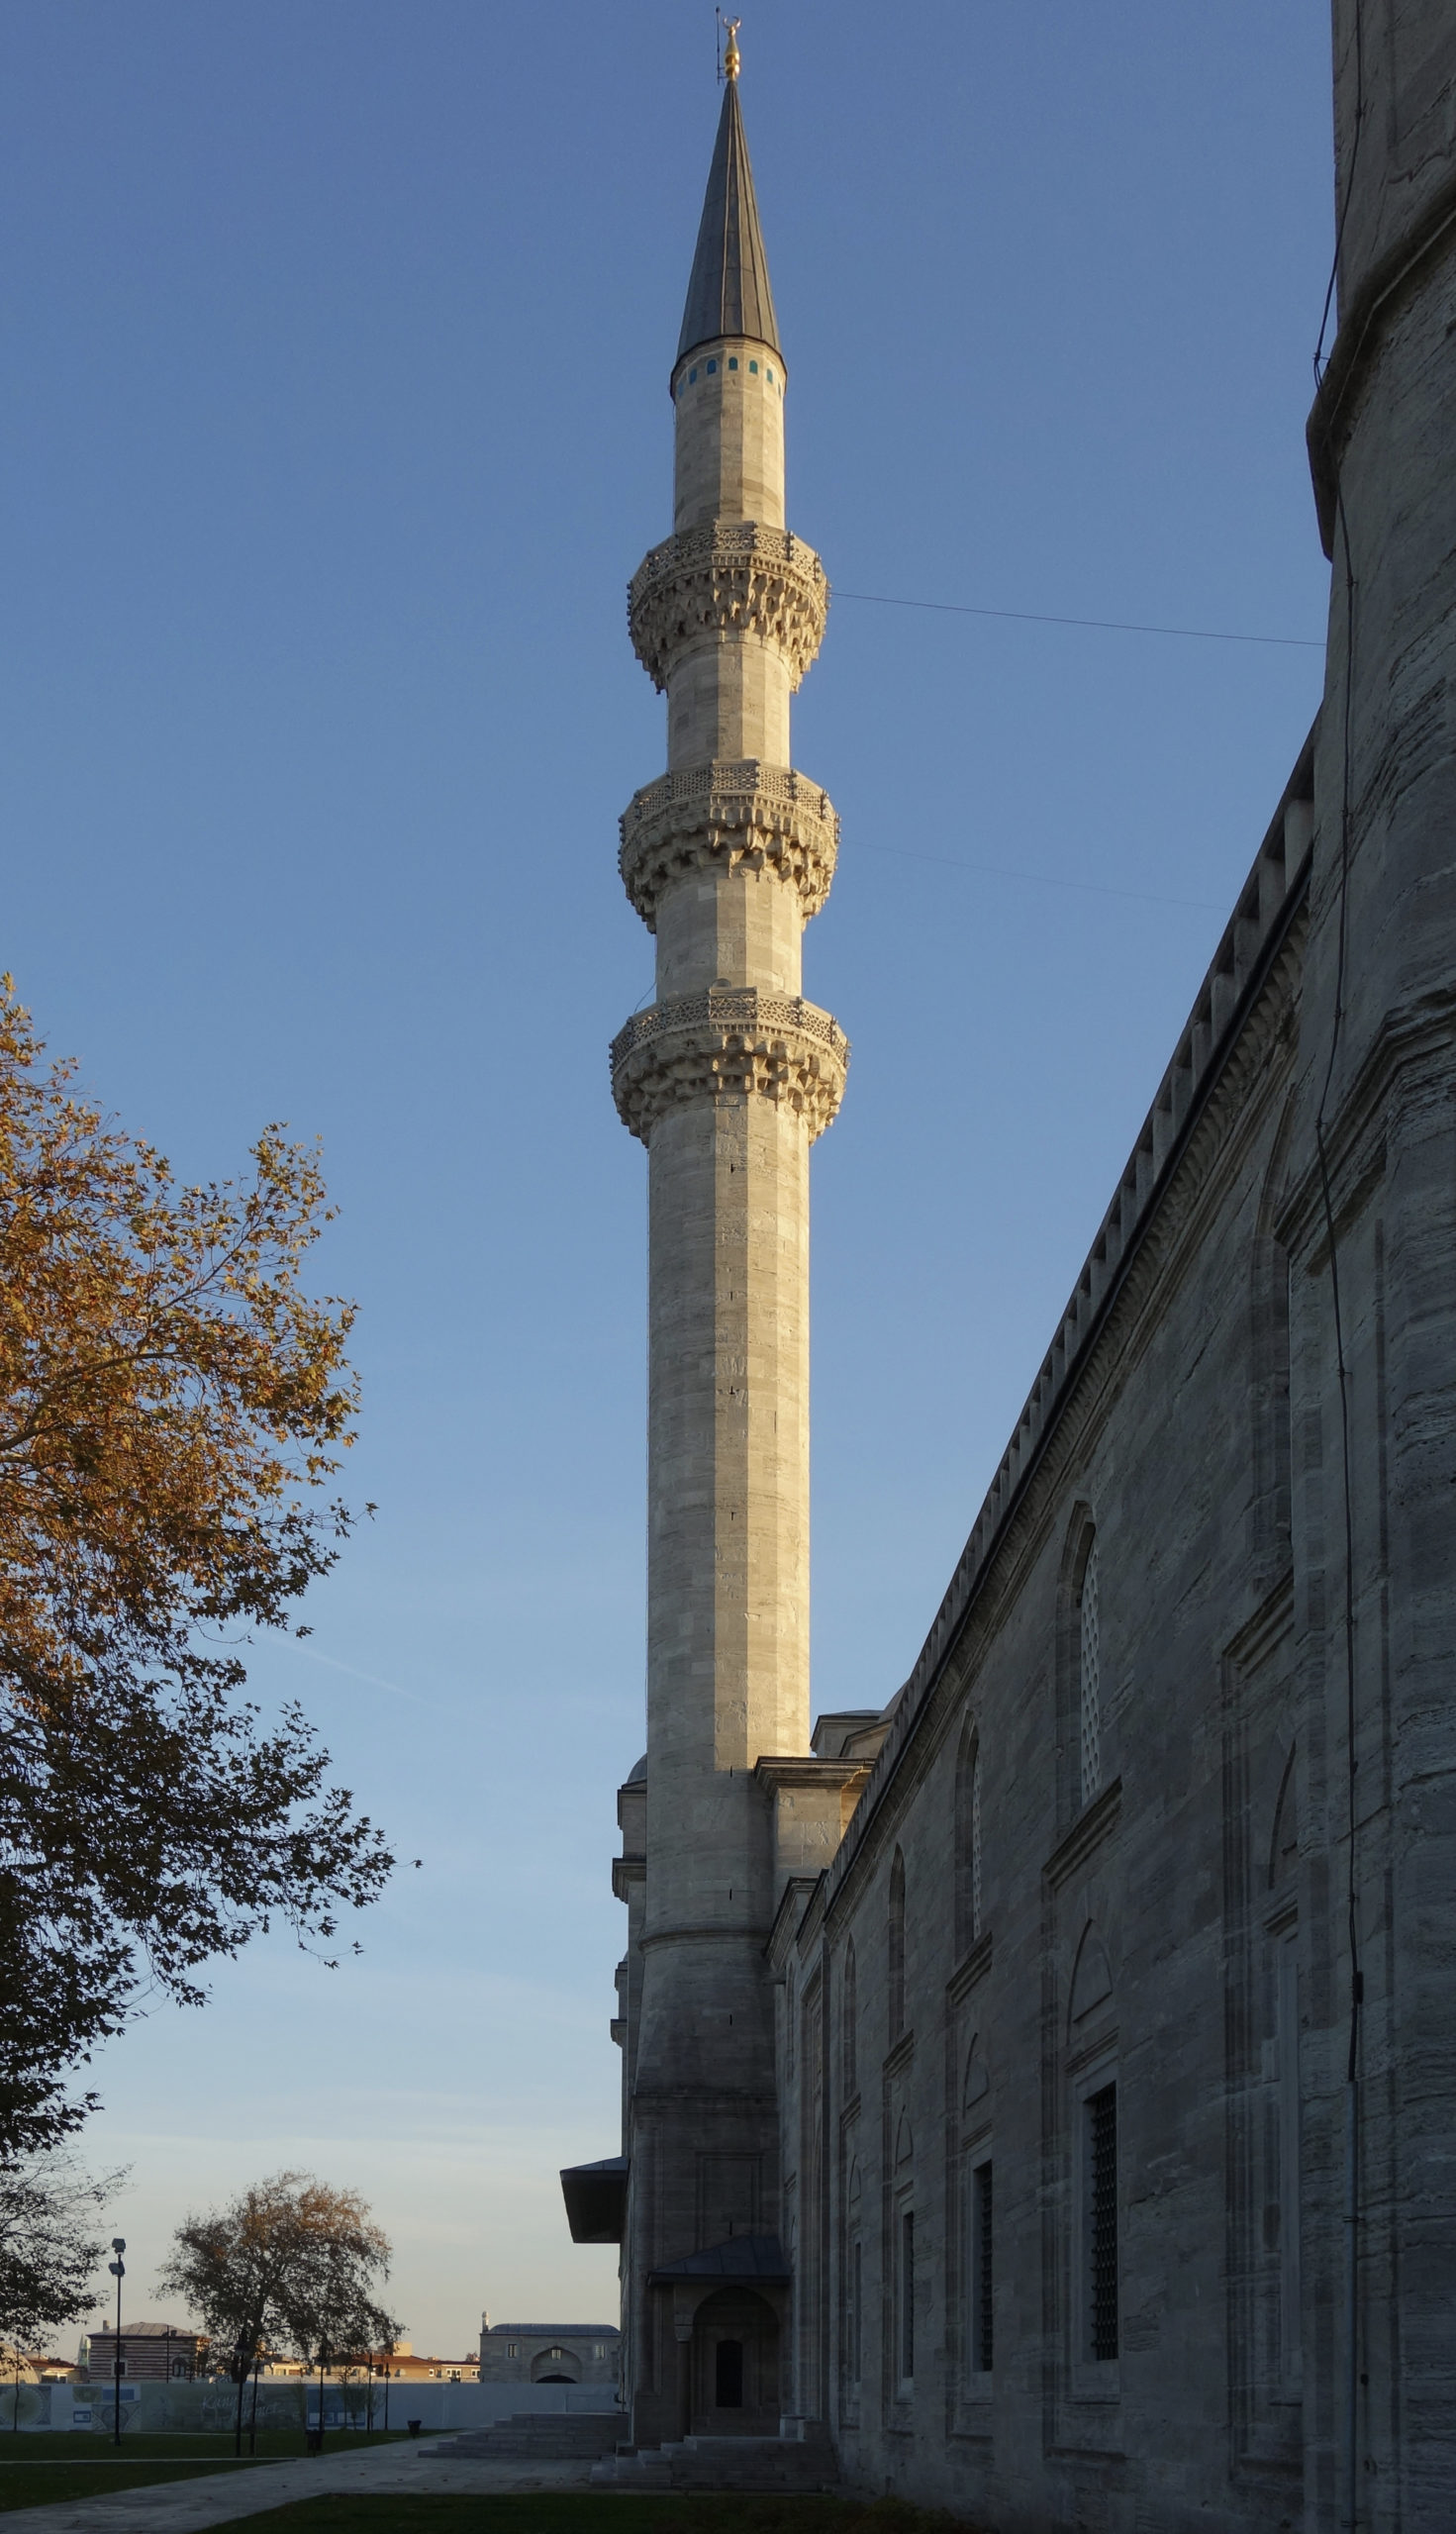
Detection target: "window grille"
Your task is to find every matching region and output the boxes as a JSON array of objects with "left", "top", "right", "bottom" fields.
[
  {"left": 889, "top": 1851, "right": 907, "bottom": 2039},
  {"left": 972, "top": 2160, "right": 994, "bottom": 2372},
  {"left": 970, "top": 1751, "right": 983, "bottom": 1940},
  {"left": 842, "top": 1940, "right": 857, "bottom": 2095},
  {"left": 1078, "top": 1537, "right": 1102, "bottom": 1804},
  {"left": 1088, "top": 2083, "right": 1118, "bottom": 2361},
  {"left": 899, "top": 2209, "right": 916, "bottom": 2385}
]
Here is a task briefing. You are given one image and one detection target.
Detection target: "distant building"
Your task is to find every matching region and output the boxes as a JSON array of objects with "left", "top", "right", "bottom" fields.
[
  {"left": 254, "top": 2343, "right": 477, "bottom": 2385},
  {"left": 373, "top": 2343, "right": 479, "bottom": 2385},
  {"left": 478, "top": 2317, "right": 620, "bottom": 2388},
  {"left": 83, "top": 2321, "right": 205, "bottom": 2383}
]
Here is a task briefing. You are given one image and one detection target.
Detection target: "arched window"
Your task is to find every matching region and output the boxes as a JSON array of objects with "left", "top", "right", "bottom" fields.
[
  {"left": 970, "top": 1746, "right": 983, "bottom": 1941},
  {"left": 888, "top": 1848, "right": 907, "bottom": 2040},
  {"left": 785, "top": 1964, "right": 797, "bottom": 2085},
  {"left": 841, "top": 1939, "right": 857, "bottom": 2096},
  {"left": 1078, "top": 1534, "right": 1101, "bottom": 1807},
  {"left": 954, "top": 1721, "right": 984, "bottom": 1954}
]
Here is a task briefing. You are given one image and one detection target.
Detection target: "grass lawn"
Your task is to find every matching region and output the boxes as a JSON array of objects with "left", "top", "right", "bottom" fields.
[
  {"left": 220, "top": 2500, "right": 982, "bottom": 2533},
  {"left": 0, "top": 2456, "right": 262, "bottom": 2510}
]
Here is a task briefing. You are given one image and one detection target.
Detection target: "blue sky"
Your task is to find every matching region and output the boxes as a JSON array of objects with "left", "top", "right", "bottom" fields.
[{"left": 1, "top": 1, "right": 1332, "bottom": 2352}]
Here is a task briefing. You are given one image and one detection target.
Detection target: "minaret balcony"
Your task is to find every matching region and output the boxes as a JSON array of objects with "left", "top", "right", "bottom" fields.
[
  {"left": 619, "top": 760, "right": 838, "bottom": 928},
  {"left": 611, "top": 986, "right": 848, "bottom": 1145},
  {"left": 628, "top": 522, "right": 828, "bottom": 693}
]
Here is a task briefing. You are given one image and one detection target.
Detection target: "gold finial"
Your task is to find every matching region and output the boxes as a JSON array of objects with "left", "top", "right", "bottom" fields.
[{"left": 722, "top": 15, "right": 741, "bottom": 80}]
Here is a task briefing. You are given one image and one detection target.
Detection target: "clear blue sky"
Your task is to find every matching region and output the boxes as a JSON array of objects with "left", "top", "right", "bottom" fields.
[{"left": 2, "top": 2, "right": 1332, "bottom": 2353}]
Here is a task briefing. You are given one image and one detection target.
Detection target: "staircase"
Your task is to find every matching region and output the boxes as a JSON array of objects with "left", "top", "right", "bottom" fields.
[
  {"left": 591, "top": 2429, "right": 837, "bottom": 2492},
  {"left": 433, "top": 2411, "right": 625, "bottom": 2461}
]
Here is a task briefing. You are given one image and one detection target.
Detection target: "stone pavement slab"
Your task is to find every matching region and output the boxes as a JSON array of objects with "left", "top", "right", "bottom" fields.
[{"left": 0, "top": 2440, "right": 597, "bottom": 2533}]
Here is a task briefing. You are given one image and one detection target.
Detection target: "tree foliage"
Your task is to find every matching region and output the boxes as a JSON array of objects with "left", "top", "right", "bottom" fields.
[
  {"left": 0, "top": 2155, "right": 120, "bottom": 2351},
  {"left": 157, "top": 2171, "right": 400, "bottom": 2372},
  {"left": 0, "top": 984, "right": 395, "bottom": 2157}
]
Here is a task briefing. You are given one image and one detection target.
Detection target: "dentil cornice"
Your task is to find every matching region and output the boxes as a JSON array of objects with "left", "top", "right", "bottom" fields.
[
  {"left": 620, "top": 760, "right": 839, "bottom": 929},
  {"left": 611, "top": 987, "right": 849, "bottom": 1145},
  {"left": 628, "top": 522, "right": 828, "bottom": 693}
]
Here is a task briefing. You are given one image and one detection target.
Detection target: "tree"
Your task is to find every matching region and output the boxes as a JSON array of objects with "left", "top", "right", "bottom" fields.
[
  {"left": 157, "top": 2171, "right": 400, "bottom": 2382},
  {"left": 0, "top": 2155, "right": 120, "bottom": 2354},
  {"left": 0, "top": 983, "right": 397, "bottom": 2158}
]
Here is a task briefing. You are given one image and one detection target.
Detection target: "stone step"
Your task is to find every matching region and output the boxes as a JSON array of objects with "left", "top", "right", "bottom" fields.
[
  {"left": 437, "top": 2412, "right": 625, "bottom": 2460},
  {"left": 592, "top": 2432, "right": 837, "bottom": 2492}
]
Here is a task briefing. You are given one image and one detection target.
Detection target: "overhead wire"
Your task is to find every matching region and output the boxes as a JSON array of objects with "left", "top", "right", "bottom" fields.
[
  {"left": 834, "top": 588, "right": 1324, "bottom": 650},
  {"left": 850, "top": 836, "right": 1222, "bottom": 916}
]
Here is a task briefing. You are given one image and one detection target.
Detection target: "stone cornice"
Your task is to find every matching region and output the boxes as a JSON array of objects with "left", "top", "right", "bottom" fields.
[
  {"left": 766, "top": 1874, "right": 822, "bottom": 1971},
  {"left": 946, "top": 1929, "right": 993, "bottom": 2005},
  {"left": 628, "top": 522, "right": 828, "bottom": 693},
  {"left": 754, "top": 1756, "right": 866, "bottom": 1795},
  {"left": 611, "top": 987, "right": 849, "bottom": 1145},
  {"left": 620, "top": 760, "right": 838, "bottom": 929}
]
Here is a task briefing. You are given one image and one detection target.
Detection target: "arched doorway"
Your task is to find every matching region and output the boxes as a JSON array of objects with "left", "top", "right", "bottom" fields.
[
  {"left": 690, "top": 2289, "right": 780, "bottom": 2436},
  {"left": 530, "top": 2345, "right": 582, "bottom": 2385}
]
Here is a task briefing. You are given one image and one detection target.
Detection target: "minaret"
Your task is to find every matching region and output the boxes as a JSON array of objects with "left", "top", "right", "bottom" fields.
[{"left": 611, "top": 35, "right": 844, "bottom": 2443}]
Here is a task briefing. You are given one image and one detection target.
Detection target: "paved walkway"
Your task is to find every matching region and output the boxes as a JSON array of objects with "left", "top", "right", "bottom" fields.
[{"left": 0, "top": 2439, "right": 598, "bottom": 2532}]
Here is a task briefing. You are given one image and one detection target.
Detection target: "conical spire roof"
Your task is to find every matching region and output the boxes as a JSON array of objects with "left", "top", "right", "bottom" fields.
[{"left": 677, "top": 78, "right": 781, "bottom": 363}]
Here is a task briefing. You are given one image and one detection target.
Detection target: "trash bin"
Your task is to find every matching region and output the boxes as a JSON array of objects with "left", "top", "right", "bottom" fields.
[
  {"left": 306, "top": 2429, "right": 324, "bottom": 2456},
  {"left": 407, "top": 2418, "right": 422, "bottom": 2439}
]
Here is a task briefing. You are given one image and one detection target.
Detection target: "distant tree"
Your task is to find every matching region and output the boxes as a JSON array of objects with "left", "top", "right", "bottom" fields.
[
  {"left": 0, "top": 2155, "right": 120, "bottom": 2354},
  {"left": 0, "top": 983, "right": 398, "bottom": 2158},
  {"left": 157, "top": 2171, "right": 400, "bottom": 2386}
]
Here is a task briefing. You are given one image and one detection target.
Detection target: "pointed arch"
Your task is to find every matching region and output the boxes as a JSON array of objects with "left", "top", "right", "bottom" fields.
[
  {"left": 785, "top": 1961, "right": 797, "bottom": 2084},
  {"left": 888, "top": 1847, "right": 907, "bottom": 2041},
  {"left": 1251, "top": 1088, "right": 1299, "bottom": 1577},
  {"left": 954, "top": 1712, "right": 984, "bottom": 1954},
  {"left": 962, "top": 2035, "right": 990, "bottom": 2117},
  {"left": 1068, "top": 1920, "right": 1116, "bottom": 2035},
  {"left": 1269, "top": 1742, "right": 1300, "bottom": 1892},
  {"left": 841, "top": 1937, "right": 857, "bottom": 2096},
  {"left": 1057, "top": 1504, "right": 1099, "bottom": 1823}
]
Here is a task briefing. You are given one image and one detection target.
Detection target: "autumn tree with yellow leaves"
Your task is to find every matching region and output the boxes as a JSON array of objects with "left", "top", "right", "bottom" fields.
[{"left": 0, "top": 983, "right": 394, "bottom": 2158}]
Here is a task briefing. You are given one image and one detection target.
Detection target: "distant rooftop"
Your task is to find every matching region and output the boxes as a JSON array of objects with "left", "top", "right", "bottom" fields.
[{"left": 483, "top": 2323, "right": 620, "bottom": 2338}]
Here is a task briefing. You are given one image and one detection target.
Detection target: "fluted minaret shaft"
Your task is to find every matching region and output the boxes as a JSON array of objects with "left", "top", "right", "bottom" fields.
[{"left": 611, "top": 70, "right": 844, "bottom": 2441}]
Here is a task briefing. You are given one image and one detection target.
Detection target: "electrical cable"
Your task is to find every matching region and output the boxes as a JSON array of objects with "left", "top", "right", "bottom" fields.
[
  {"left": 834, "top": 589, "right": 1324, "bottom": 650},
  {"left": 851, "top": 835, "right": 1222, "bottom": 916}
]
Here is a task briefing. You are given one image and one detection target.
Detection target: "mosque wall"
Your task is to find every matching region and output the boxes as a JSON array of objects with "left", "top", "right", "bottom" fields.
[{"left": 769, "top": 742, "right": 1324, "bottom": 2533}]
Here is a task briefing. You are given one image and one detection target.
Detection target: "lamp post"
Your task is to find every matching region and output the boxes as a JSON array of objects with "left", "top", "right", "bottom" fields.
[
  {"left": 314, "top": 2338, "right": 330, "bottom": 2455},
  {"left": 106, "top": 2241, "right": 126, "bottom": 2449},
  {"left": 233, "top": 2330, "right": 250, "bottom": 2458}
]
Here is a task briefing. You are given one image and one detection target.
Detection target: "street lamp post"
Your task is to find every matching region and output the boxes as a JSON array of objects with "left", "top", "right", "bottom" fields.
[
  {"left": 313, "top": 2339, "right": 330, "bottom": 2456},
  {"left": 107, "top": 2241, "right": 126, "bottom": 2449},
  {"left": 233, "top": 2331, "right": 250, "bottom": 2459}
]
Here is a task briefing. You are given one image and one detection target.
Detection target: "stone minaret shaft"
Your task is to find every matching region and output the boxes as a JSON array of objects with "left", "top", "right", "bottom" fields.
[{"left": 611, "top": 63, "right": 844, "bottom": 2432}]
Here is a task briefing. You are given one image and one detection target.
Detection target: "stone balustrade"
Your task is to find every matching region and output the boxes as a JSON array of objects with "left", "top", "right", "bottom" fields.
[
  {"left": 611, "top": 985, "right": 849, "bottom": 1144},
  {"left": 619, "top": 759, "right": 839, "bottom": 927},
  {"left": 628, "top": 522, "right": 829, "bottom": 693}
]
